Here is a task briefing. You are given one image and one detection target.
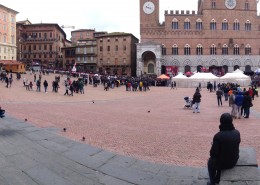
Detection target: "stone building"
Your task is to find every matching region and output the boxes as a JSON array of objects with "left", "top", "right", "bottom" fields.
[
  {"left": 62, "top": 29, "right": 107, "bottom": 73},
  {"left": 97, "top": 32, "right": 139, "bottom": 76},
  {"left": 63, "top": 30, "right": 139, "bottom": 75},
  {"left": 137, "top": 0, "right": 260, "bottom": 77},
  {"left": 0, "top": 4, "right": 18, "bottom": 61},
  {"left": 16, "top": 21, "right": 68, "bottom": 69}
]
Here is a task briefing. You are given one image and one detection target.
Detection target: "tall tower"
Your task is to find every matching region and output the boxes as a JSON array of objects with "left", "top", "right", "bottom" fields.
[{"left": 140, "top": 0, "right": 159, "bottom": 29}]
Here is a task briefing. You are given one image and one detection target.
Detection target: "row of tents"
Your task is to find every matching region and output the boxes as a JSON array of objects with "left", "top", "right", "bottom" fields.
[{"left": 158, "top": 69, "right": 253, "bottom": 88}]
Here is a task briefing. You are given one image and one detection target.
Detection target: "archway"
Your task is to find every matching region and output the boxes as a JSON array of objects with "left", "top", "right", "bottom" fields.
[
  {"left": 185, "top": 65, "right": 191, "bottom": 73},
  {"left": 197, "top": 65, "right": 203, "bottom": 72},
  {"left": 245, "top": 65, "right": 251, "bottom": 72},
  {"left": 234, "top": 65, "right": 240, "bottom": 71},
  {"left": 223, "top": 65, "right": 228, "bottom": 74},
  {"left": 142, "top": 51, "right": 156, "bottom": 75},
  {"left": 161, "top": 65, "right": 166, "bottom": 74}
]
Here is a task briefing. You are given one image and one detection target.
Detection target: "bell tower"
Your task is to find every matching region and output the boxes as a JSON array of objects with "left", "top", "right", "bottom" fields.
[{"left": 140, "top": 0, "right": 159, "bottom": 29}]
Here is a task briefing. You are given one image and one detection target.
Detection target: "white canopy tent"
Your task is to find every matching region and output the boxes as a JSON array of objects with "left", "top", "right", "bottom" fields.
[
  {"left": 233, "top": 69, "right": 244, "bottom": 74},
  {"left": 172, "top": 73, "right": 189, "bottom": 88},
  {"left": 220, "top": 73, "right": 251, "bottom": 86},
  {"left": 188, "top": 73, "right": 219, "bottom": 88}
]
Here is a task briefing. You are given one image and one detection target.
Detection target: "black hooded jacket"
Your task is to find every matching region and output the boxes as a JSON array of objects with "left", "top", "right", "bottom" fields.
[{"left": 210, "top": 113, "right": 240, "bottom": 169}]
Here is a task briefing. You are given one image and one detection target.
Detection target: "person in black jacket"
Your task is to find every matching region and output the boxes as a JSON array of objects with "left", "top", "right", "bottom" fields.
[
  {"left": 192, "top": 88, "right": 201, "bottom": 113},
  {"left": 207, "top": 113, "right": 240, "bottom": 185},
  {"left": 243, "top": 91, "right": 253, "bottom": 118}
]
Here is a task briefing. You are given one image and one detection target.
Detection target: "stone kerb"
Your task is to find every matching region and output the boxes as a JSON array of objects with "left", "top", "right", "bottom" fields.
[{"left": 219, "top": 147, "right": 260, "bottom": 185}]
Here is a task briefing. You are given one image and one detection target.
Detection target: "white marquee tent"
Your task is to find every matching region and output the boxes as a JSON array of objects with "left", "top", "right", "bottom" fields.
[
  {"left": 172, "top": 73, "right": 189, "bottom": 88},
  {"left": 172, "top": 73, "right": 219, "bottom": 88},
  {"left": 233, "top": 69, "right": 244, "bottom": 73},
  {"left": 220, "top": 73, "right": 251, "bottom": 86},
  {"left": 188, "top": 73, "right": 219, "bottom": 88}
]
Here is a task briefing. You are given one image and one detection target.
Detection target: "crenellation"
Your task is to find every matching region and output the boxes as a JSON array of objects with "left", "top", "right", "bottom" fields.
[{"left": 139, "top": 0, "right": 260, "bottom": 76}]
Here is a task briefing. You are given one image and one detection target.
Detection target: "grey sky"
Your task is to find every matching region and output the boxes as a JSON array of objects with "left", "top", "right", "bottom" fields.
[{"left": 2, "top": 0, "right": 260, "bottom": 40}]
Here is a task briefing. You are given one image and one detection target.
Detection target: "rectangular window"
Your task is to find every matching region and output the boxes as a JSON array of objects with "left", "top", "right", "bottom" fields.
[
  {"left": 34, "top": 54, "right": 36, "bottom": 58},
  {"left": 39, "top": 54, "right": 41, "bottom": 58},
  {"left": 39, "top": 33, "right": 41, "bottom": 38},
  {"left": 124, "top": 46, "right": 127, "bottom": 51},
  {"left": 44, "top": 33, "right": 47, "bottom": 38},
  {"left": 50, "top": 32, "right": 52, "bottom": 38},
  {"left": 44, "top": 54, "right": 47, "bottom": 58},
  {"left": 107, "top": 46, "right": 110, "bottom": 51},
  {"left": 44, "top": 45, "right": 47, "bottom": 50},
  {"left": 172, "top": 22, "right": 178, "bottom": 30},
  {"left": 33, "top": 45, "right": 36, "bottom": 50},
  {"left": 172, "top": 48, "right": 178, "bottom": 55},
  {"left": 162, "top": 47, "right": 166, "bottom": 55},
  {"left": 100, "top": 46, "right": 103, "bottom": 52},
  {"left": 212, "top": 1, "right": 216, "bottom": 8},
  {"left": 50, "top": 54, "right": 52, "bottom": 58},
  {"left": 50, "top": 45, "right": 52, "bottom": 51},
  {"left": 245, "top": 2, "right": 249, "bottom": 10},
  {"left": 115, "top": 45, "right": 118, "bottom": 51}
]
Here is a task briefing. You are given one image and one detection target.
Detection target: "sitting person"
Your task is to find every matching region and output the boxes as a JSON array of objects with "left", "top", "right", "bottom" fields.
[{"left": 207, "top": 113, "right": 240, "bottom": 185}]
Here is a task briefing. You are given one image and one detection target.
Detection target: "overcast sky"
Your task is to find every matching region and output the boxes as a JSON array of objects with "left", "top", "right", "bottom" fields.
[{"left": 2, "top": 0, "right": 260, "bottom": 40}]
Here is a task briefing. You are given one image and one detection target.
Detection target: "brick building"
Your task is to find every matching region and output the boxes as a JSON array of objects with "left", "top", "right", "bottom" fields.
[
  {"left": 16, "top": 21, "right": 69, "bottom": 69},
  {"left": 97, "top": 33, "right": 139, "bottom": 76},
  {"left": 137, "top": 0, "right": 260, "bottom": 77},
  {"left": 63, "top": 30, "right": 139, "bottom": 76},
  {"left": 0, "top": 4, "right": 18, "bottom": 61}
]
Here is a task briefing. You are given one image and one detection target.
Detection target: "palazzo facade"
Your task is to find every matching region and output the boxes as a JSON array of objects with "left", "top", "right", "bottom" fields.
[{"left": 137, "top": 0, "right": 260, "bottom": 76}]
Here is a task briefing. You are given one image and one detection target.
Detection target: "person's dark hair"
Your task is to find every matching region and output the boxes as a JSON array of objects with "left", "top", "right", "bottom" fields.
[{"left": 219, "top": 113, "right": 235, "bottom": 131}]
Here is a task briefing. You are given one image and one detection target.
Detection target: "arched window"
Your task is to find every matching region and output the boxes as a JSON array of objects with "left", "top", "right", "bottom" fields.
[
  {"left": 196, "top": 44, "right": 203, "bottom": 55},
  {"left": 233, "top": 19, "right": 240, "bottom": 30},
  {"left": 184, "top": 18, "right": 191, "bottom": 30},
  {"left": 233, "top": 44, "right": 240, "bottom": 55},
  {"left": 148, "top": 63, "right": 155, "bottom": 74},
  {"left": 196, "top": 19, "right": 203, "bottom": 30},
  {"left": 162, "top": 44, "right": 167, "bottom": 55},
  {"left": 245, "top": 1, "right": 249, "bottom": 10},
  {"left": 184, "top": 44, "right": 191, "bottom": 55},
  {"left": 245, "top": 20, "right": 251, "bottom": 31},
  {"left": 210, "top": 19, "right": 217, "bottom": 30},
  {"left": 212, "top": 0, "right": 216, "bottom": 8},
  {"left": 222, "top": 44, "right": 229, "bottom": 55},
  {"left": 245, "top": 44, "right": 251, "bottom": 55},
  {"left": 210, "top": 44, "right": 217, "bottom": 55},
  {"left": 172, "top": 44, "right": 178, "bottom": 55},
  {"left": 222, "top": 19, "right": 228, "bottom": 30},
  {"left": 172, "top": 18, "right": 178, "bottom": 30}
]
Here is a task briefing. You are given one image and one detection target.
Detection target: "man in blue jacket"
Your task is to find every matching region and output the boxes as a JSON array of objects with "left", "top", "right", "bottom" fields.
[
  {"left": 234, "top": 92, "right": 244, "bottom": 119},
  {"left": 207, "top": 113, "right": 240, "bottom": 185}
]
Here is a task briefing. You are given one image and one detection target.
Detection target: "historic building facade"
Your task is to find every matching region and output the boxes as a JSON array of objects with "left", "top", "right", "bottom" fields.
[
  {"left": 16, "top": 21, "right": 69, "bottom": 69},
  {"left": 63, "top": 30, "right": 139, "bottom": 76},
  {"left": 0, "top": 4, "right": 18, "bottom": 61},
  {"left": 96, "top": 33, "right": 139, "bottom": 76},
  {"left": 137, "top": 0, "right": 260, "bottom": 76}
]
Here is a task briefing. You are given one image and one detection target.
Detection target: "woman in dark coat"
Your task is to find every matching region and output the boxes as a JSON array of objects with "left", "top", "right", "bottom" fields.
[
  {"left": 192, "top": 88, "right": 201, "bottom": 113},
  {"left": 207, "top": 113, "right": 240, "bottom": 185},
  {"left": 243, "top": 91, "right": 253, "bottom": 118}
]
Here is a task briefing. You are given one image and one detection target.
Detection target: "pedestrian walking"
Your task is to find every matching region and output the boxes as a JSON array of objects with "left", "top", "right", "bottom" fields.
[
  {"left": 43, "top": 80, "right": 48, "bottom": 93},
  {"left": 216, "top": 88, "right": 223, "bottom": 106}
]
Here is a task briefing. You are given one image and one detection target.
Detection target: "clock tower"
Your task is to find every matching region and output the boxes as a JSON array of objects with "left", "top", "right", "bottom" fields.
[{"left": 140, "top": 0, "right": 159, "bottom": 29}]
